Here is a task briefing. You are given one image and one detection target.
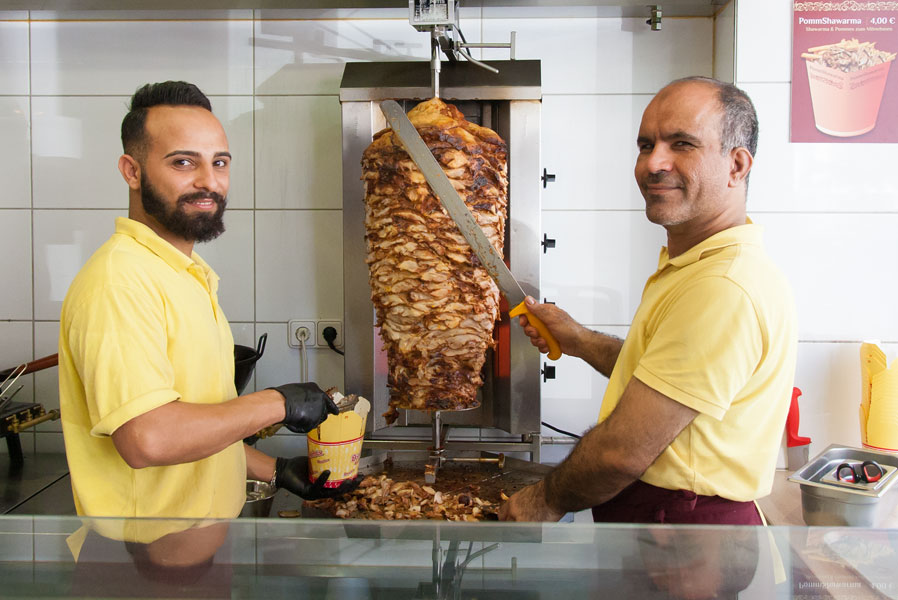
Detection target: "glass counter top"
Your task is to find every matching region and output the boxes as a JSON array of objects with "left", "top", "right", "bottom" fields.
[{"left": 1, "top": 515, "right": 896, "bottom": 599}]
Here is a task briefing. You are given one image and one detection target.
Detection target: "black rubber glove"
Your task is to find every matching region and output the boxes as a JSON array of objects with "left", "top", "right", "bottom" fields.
[
  {"left": 268, "top": 382, "right": 339, "bottom": 433},
  {"left": 274, "top": 456, "right": 362, "bottom": 500}
]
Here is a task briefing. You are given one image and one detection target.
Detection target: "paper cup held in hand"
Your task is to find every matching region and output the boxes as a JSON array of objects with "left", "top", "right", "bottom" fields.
[{"left": 307, "top": 393, "right": 370, "bottom": 488}]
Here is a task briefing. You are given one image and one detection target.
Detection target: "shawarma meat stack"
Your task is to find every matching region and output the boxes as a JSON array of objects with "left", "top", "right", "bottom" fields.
[{"left": 361, "top": 98, "right": 508, "bottom": 423}]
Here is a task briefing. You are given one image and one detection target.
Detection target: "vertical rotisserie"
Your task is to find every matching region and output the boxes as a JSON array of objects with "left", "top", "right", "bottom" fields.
[{"left": 362, "top": 98, "right": 508, "bottom": 422}]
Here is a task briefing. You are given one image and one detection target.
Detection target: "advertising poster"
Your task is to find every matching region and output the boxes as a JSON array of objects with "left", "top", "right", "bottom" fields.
[{"left": 792, "top": 2, "right": 898, "bottom": 142}]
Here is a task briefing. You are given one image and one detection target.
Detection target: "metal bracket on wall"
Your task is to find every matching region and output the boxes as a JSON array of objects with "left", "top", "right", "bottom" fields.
[{"left": 647, "top": 5, "right": 662, "bottom": 31}]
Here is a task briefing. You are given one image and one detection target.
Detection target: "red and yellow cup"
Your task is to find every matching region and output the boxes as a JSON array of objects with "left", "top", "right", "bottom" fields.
[{"left": 307, "top": 394, "right": 370, "bottom": 488}]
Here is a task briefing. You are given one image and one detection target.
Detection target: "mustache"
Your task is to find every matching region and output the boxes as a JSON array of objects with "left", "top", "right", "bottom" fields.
[
  {"left": 643, "top": 172, "right": 681, "bottom": 186},
  {"left": 178, "top": 191, "right": 226, "bottom": 205}
]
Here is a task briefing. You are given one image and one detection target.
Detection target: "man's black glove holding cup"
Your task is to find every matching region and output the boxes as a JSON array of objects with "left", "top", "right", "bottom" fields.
[{"left": 267, "top": 382, "right": 361, "bottom": 500}]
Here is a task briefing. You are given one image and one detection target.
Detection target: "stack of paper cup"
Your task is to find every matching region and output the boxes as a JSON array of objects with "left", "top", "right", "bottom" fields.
[
  {"left": 307, "top": 392, "right": 370, "bottom": 487},
  {"left": 860, "top": 342, "right": 898, "bottom": 452}
]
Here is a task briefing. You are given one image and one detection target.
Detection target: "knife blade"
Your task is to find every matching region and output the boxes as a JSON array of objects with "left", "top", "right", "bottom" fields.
[{"left": 379, "top": 99, "right": 560, "bottom": 360}]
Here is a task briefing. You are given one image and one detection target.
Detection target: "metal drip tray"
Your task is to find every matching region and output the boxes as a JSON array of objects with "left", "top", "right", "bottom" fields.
[{"left": 301, "top": 451, "right": 550, "bottom": 520}]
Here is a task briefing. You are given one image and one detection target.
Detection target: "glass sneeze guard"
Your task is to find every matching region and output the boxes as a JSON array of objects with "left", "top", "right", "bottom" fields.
[{"left": 2, "top": 515, "right": 896, "bottom": 599}]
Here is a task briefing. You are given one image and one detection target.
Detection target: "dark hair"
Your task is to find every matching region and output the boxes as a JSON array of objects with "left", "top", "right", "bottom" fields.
[
  {"left": 121, "top": 81, "right": 212, "bottom": 157},
  {"left": 669, "top": 76, "right": 759, "bottom": 158}
]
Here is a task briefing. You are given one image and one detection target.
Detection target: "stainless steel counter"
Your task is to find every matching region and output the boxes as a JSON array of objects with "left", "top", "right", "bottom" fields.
[{"left": 1, "top": 453, "right": 74, "bottom": 515}]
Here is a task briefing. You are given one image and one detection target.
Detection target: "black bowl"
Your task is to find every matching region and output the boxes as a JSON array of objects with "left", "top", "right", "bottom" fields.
[{"left": 234, "top": 333, "right": 267, "bottom": 395}]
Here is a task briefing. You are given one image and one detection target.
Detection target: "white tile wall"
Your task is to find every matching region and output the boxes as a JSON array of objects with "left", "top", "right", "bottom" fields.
[
  {"left": 254, "top": 210, "right": 343, "bottom": 321},
  {"left": 213, "top": 96, "right": 256, "bottom": 210},
  {"left": 735, "top": 0, "right": 792, "bottom": 84},
  {"left": 762, "top": 213, "right": 898, "bottom": 342},
  {"left": 33, "top": 209, "right": 125, "bottom": 321},
  {"left": 30, "top": 20, "right": 254, "bottom": 95},
  {"left": 482, "top": 17, "right": 713, "bottom": 94},
  {"left": 0, "top": 209, "right": 33, "bottom": 320},
  {"left": 253, "top": 95, "right": 342, "bottom": 209},
  {"left": 197, "top": 209, "right": 255, "bottom": 322},
  {"left": 0, "top": 97, "right": 31, "bottom": 207},
  {"left": 31, "top": 96, "right": 128, "bottom": 209},
  {"left": 0, "top": 20, "right": 28, "bottom": 95},
  {"left": 541, "top": 211, "right": 665, "bottom": 325},
  {"left": 254, "top": 18, "right": 431, "bottom": 95},
  {"left": 541, "top": 94, "right": 651, "bottom": 211}
]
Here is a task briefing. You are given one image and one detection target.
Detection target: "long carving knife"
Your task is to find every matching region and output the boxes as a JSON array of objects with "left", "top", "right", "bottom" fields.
[{"left": 380, "top": 99, "right": 561, "bottom": 360}]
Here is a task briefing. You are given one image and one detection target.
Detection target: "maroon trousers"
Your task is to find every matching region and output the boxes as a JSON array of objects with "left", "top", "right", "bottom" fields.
[{"left": 591, "top": 480, "right": 763, "bottom": 525}]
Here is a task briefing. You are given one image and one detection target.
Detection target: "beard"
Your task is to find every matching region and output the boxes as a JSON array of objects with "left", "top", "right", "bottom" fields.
[{"left": 140, "top": 174, "right": 227, "bottom": 244}]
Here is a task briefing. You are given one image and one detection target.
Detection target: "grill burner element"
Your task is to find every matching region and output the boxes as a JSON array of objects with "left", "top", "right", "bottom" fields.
[
  {"left": 1, "top": 402, "right": 60, "bottom": 469},
  {"left": 0, "top": 354, "right": 61, "bottom": 469}
]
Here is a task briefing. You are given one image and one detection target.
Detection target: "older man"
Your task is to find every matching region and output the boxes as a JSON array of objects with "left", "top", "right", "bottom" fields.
[
  {"left": 59, "top": 81, "right": 355, "bottom": 523},
  {"left": 500, "top": 77, "right": 797, "bottom": 525}
]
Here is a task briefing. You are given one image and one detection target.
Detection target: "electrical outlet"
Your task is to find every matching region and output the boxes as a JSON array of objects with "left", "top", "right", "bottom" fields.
[
  {"left": 317, "top": 320, "right": 343, "bottom": 349},
  {"left": 287, "top": 320, "right": 316, "bottom": 348}
]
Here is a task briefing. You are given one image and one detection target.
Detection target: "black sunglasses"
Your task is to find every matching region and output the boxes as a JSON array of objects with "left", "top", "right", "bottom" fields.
[{"left": 835, "top": 460, "right": 884, "bottom": 484}]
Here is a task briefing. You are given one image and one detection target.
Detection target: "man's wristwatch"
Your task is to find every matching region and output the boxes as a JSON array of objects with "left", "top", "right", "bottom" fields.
[{"left": 268, "top": 465, "right": 278, "bottom": 490}]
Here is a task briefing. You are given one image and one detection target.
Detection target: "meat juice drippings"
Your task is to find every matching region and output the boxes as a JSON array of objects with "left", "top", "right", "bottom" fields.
[{"left": 361, "top": 98, "right": 508, "bottom": 422}]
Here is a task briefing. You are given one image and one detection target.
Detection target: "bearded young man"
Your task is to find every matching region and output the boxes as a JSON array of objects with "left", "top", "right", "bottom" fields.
[
  {"left": 59, "top": 82, "right": 356, "bottom": 526},
  {"left": 500, "top": 77, "right": 798, "bottom": 525}
]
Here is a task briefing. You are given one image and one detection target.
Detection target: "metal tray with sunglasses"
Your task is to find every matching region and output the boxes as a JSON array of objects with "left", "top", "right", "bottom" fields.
[
  {"left": 789, "top": 444, "right": 898, "bottom": 526},
  {"left": 820, "top": 461, "right": 895, "bottom": 492}
]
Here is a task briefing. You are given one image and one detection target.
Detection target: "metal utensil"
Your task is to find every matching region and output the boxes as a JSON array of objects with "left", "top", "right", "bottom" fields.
[{"left": 379, "top": 99, "right": 560, "bottom": 360}]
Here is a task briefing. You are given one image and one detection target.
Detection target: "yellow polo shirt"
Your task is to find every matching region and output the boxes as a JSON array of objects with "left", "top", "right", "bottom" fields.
[
  {"left": 600, "top": 222, "right": 797, "bottom": 501},
  {"left": 59, "top": 217, "right": 245, "bottom": 531}
]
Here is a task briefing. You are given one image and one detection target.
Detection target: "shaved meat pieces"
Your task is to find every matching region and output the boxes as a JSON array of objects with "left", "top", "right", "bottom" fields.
[
  {"left": 362, "top": 98, "right": 508, "bottom": 422},
  {"left": 304, "top": 475, "right": 499, "bottom": 521}
]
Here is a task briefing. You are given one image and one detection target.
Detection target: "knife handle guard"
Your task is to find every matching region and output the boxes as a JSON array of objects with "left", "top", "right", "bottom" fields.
[{"left": 509, "top": 302, "right": 562, "bottom": 361}]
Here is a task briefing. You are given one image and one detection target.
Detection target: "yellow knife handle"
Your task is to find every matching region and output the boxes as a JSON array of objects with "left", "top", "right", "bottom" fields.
[{"left": 509, "top": 301, "right": 562, "bottom": 360}]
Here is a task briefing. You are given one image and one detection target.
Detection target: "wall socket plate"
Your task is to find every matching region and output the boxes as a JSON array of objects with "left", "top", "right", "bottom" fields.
[
  {"left": 317, "top": 320, "right": 343, "bottom": 348},
  {"left": 287, "top": 320, "right": 315, "bottom": 348}
]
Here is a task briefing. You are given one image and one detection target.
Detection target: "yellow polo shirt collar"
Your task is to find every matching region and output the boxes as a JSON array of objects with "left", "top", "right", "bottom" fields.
[
  {"left": 114, "top": 217, "right": 219, "bottom": 295},
  {"left": 657, "top": 218, "right": 761, "bottom": 270}
]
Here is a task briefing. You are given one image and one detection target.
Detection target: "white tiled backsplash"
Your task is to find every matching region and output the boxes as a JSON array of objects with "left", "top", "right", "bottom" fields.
[{"left": 2, "top": 2, "right": 896, "bottom": 468}]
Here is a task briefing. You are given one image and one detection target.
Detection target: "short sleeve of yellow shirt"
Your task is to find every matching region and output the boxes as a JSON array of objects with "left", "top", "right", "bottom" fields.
[
  {"left": 67, "top": 281, "right": 182, "bottom": 437},
  {"left": 633, "top": 276, "right": 763, "bottom": 420}
]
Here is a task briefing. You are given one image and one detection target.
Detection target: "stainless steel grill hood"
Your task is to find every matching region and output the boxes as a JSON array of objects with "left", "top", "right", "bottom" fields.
[{"left": 4, "top": 1, "right": 727, "bottom": 18}]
